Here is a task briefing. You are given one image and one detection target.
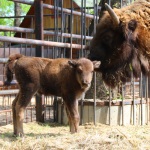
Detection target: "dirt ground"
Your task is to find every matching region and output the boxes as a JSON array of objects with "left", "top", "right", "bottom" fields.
[{"left": 0, "top": 122, "right": 150, "bottom": 150}]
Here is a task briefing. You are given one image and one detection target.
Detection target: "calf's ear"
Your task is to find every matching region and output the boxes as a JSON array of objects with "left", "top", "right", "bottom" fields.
[
  {"left": 68, "top": 60, "right": 77, "bottom": 68},
  {"left": 93, "top": 61, "right": 101, "bottom": 69}
]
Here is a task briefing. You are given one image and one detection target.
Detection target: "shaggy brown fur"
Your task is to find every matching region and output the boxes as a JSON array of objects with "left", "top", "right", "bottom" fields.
[
  {"left": 89, "top": 0, "right": 150, "bottom": 87},
  {"left": 5, "top": 54, "right": 100, "bottom": 136}
]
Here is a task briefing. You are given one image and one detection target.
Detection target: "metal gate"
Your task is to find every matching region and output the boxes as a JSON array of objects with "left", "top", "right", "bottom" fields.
[{"left": 0, "top": 0, "right": 149, "bottom": 126}]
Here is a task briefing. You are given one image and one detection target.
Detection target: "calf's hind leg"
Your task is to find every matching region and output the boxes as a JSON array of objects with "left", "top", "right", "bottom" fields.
[
  {"left": 12, "top": 94, "right": 19, "bottom": 135},
  {"left": 14, "top": 84, "right": 38, "bottom": 136}
]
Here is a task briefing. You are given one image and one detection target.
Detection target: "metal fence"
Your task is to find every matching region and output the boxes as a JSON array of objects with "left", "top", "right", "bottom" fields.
[{"left": 0, "top": 0, "right": 149, "bottom": 126}]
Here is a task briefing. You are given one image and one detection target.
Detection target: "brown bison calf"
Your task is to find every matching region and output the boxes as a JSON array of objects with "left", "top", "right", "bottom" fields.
[{"left": 5, "top": 54, "right": 100, "bottom": 136}]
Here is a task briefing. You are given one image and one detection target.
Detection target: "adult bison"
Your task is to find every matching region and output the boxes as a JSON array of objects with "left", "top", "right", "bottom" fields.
[
  {"left": 5, "top": 54, "right": 100, "bottom": 137},
  {"left": 88, "top": 0, "right": 150, "bottom": 87}
]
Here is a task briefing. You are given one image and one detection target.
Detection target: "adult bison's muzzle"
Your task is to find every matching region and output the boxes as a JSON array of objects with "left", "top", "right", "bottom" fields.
[{"left": 88, "top": 0, "right": 150, "bottom": 87}]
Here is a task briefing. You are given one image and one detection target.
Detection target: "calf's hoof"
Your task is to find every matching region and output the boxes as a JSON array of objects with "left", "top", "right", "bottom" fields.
[{"left": 13, "top": 132, "right": 24, "bottom": 137}]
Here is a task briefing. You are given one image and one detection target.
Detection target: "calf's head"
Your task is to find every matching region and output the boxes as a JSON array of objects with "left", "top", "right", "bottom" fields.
[{"left": 68, "top": 58, "right": 100, "bottom": 89}]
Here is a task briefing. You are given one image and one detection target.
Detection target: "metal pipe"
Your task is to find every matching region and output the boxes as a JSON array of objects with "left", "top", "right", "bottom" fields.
[
  {"left": 8, "top": 0, "right": 99, "bottom": 19},
  {"left": 140, "top": 73, "right": 143, "bottom": 125},
  {"left": 109, "top": 87, "right": 111, "bottom": 125},
  {"left": 0, "top": 58, "right": 8, "bottom": 64},
  {"left": 146, "top": 76, "right": 149, "bottom": 124},
  {"left": 60, "top": 0, "right": 64, "bottom": 58},
  {"left": 0, "top": 89, "right": 19, "bottom": 95},
  {"left": 93, "top": 72, "right": 96, "bottom": 125},
  {"left": 0, "top": 25, "right": 92, "bottom": 40},
  {"left": 0, "top": 25, "right": 34, "bottom": 33},
  {"left": 122, "top": 84, "right": 124, "bottom": 125},
  {"left": 70, "top": 0, "right": 73, "bottom": 59},
  {"left": 80, "top": 0, "right": 84, "bottom": 57},
  {"left": 8, "top": 0, "right": 33, "bottom": 5},
  {"left": 132, "top": 75, "right": 136, "bottom": 125},
  {"left": 0, "top": 36, "right": 86, "bottom": 49}
]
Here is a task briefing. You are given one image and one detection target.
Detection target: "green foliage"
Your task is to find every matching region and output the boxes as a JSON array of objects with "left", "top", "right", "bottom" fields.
[
  {"left": 0, "top": 0, "right": 30, "bottom": 36},
  {"left": 21, "top": 3, "right": 31, "bottom": 16},
  {"left": 0, "top": 1, "right": 30, "bottom": 26},
  {"left": 0, "top": 0, "right": 14, "bottom": 16}
]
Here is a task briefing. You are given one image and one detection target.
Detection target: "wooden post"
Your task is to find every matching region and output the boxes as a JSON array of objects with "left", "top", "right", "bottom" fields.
[{"left": 34, "top": 0, "right": 45, "bottom": 123}]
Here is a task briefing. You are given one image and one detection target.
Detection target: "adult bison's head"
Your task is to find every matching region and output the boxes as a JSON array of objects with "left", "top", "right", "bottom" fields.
[{"left": 88, "top": 3, "right": 149, "bottom": 88}]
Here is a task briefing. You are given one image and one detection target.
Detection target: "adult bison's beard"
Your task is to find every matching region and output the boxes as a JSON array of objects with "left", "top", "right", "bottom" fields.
[
  {"left": 100, "top": 52, "right": 149, "bottom": 88},
  {"left": 101, "top": 64, "right": 132, "bottom": 88}
]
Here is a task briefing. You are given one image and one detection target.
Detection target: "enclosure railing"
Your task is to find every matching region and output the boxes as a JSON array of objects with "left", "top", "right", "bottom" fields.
[{"left": 0, "top": 0, "right": 149, "bottom": 127}]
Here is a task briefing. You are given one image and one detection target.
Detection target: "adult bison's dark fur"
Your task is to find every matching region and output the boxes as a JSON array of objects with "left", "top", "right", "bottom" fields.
[
  {"left": 88, "top": 0, "right": 150, "bottom": 88},
  {"left": 5, "top": 54, "right": 100, "bottom": 136}
]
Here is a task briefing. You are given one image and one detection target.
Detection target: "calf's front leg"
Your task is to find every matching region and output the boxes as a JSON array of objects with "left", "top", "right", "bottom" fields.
[{"left": 65, "top": 100, "right": 80, "bottom": 133}]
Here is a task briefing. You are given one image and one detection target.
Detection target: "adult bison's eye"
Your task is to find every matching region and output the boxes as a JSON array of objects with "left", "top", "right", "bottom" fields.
[
  {"left": 102, "top": 31, "right": 113, "bottom": 47},
  {"left": 103, "top": 36, "right": 110, "bottom": 41}
]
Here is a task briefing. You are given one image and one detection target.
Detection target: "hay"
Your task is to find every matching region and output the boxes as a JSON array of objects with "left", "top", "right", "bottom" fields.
[{"left": 0, "top": 122, "right": 150, "bottom": 150}]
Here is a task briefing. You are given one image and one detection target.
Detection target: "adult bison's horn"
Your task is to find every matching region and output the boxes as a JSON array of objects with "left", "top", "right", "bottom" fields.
[{"left": 105, "top": 3, "right": 120, "bottom": 26}]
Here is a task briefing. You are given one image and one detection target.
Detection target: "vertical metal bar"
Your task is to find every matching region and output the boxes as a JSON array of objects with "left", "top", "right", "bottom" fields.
[
  {"left": 140, "top": 73, "right": 143, "bottom": 125},
  {"left": 49, "top": 105, "right": 51, "bottom": 120},
  {"left": 80, "top": 0, "right": 84, "bottom": 57},
  {"left": 70, "top": 0, "right": 73, "bottom": 59},
  {"left": 122, "top": 84, "right": 124, "bottom": 125},
  {"left": 54, "top": 96, "right": 58, "bottom": 122},
  {"left": 26, "top": 109, "right": 27, "bottom": 123},
  {"left": 6, "top": 111, "right": 8, "bottom": 124},
  {"left": 109, "top": 87, "right": 111, "bottom": 125},
  {"left": 25, "top": 32, "right": 27, "bottom": 55},
  {"left": 79, "top": 0, "right": 84, "bottom": 125},
  {"left": 146, "top": 76, "right": 149, "bottom": 124},
  {"left": 60, "top": 0, "right": 64, "bottom": 58},
  {"left": 54, "top": 0, "right": 59, "bottom": 58},
  {"left": 31, "top": 107, "right": 32, "bottom": 122},
  {"left": 132, "top": 73, "right": 136, "bottom": 125},
  {"left": 20, "top": 32, "right": 23, "bottom": 54},
  {"left": 93, "top": 72, "right": 96, "bottom": 125},
  {"left": 80, "top": 98, "right": 84, "bottom": 125},
  {"left": 83, "top": 0, "right": 86, "bottom": 53},
  {"left": 93, "top": 0, "right": 97, "bottom": 126},
  {"left": 93, "top": 0, "right": 96, "bottom": 34},
  {"left": 31, "top": 17, "right": 34, "bottom": 56},
  {"left": 61, "top": 99, "right": 64, "bottom": 124},
  {"left": 120, "top": 0, "right": 123, "bottom": 8}
]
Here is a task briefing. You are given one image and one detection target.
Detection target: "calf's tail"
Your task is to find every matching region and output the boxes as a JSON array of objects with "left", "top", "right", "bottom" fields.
[{"left": 5, "top": 53, "right": 23, "bottom": 85}]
